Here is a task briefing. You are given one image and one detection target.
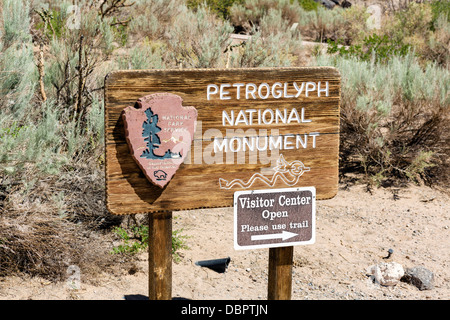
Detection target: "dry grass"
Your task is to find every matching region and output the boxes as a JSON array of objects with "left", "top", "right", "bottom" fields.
[{"left": 0, "top": 166, "right": 123, "bottom": 280}]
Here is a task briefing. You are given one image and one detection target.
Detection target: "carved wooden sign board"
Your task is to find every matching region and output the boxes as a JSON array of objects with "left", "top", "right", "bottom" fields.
[{"left": 105, "top": 67, "right": 340, "bottom": 215}]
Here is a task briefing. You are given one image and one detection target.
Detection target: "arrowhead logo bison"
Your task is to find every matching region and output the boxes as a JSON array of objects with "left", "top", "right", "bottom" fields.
[{"left": 122, "top": 93, "right": 197, "bottom": 188}]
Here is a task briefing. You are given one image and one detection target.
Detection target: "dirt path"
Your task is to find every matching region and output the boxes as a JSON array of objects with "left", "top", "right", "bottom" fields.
[{"left": 0, "top": 183, "right": 448, "bottom": 300}]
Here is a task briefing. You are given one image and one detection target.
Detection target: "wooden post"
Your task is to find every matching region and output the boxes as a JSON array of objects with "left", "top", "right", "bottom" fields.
[
  {"left": 148, "top": 212, "right": 172, "bottom": 300},
  {"left": 268, "top": 246, "right": 294, "bottom": 300}
]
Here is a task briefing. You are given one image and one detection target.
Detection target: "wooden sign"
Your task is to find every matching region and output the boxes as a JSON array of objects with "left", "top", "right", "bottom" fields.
[
  {"left": 105, "top": 67, "right": 340, "bottom": 215},
  {"left": 234, "top": 187, "right": 316, "bottom": 250}
]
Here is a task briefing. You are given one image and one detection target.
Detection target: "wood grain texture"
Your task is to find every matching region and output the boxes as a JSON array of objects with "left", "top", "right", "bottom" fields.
[
  {"left": 105, "top": 67, "right": 340, "bottom": 215},
  {"left": 148, "top": 212, "right": 172, "bottom": 300},
  {"left": 268, "top": 246, "right": 294, "bottom": 300}
]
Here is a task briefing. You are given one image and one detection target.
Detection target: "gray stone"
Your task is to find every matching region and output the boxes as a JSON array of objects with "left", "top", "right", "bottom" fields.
[
  {"left": 402, "top": 266, "right": 434, "bottom": 291},
  {"left": 314, "top": 0, "right": 336, "bottom": 9},
  {"left": 341, "top": 0, "right": 352, "bottom": 8}
]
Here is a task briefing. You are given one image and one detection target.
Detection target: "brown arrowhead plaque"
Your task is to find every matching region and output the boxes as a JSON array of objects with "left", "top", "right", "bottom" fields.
[{"left": 122, "top": 93, "right": 197, "bottom": 188}]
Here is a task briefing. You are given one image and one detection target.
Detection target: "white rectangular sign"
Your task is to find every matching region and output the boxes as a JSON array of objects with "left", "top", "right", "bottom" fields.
[{"left": 234, "top": 187, "right": 316, "bottom": 250}]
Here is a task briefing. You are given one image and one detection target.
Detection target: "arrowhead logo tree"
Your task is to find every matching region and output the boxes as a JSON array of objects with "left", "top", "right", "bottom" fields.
[
  {"left": 141, "top": 107, "right": 181, "bottom": 160},
  {"left": 122, "top": 93, "right": 197, "bottom": 188}
]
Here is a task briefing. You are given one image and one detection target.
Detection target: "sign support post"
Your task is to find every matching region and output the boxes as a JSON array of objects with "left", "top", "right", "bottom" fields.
[
  {"left": 148, "top": 212, "right": 172, "bottom": 300},
  {"left": 268, "top": 246, "right": 294, "bottom": 300}
]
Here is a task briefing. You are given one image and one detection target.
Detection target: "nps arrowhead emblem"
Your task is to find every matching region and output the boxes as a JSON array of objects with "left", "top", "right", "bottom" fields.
[{"left": 122, "top": 93, "right": 197, "bottom": 188}]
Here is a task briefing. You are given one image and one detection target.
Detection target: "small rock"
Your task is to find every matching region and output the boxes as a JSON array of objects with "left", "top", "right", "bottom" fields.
[
  {"left": 314, "top": 0, "right": 336, "bottom": 9},
  {"left": 341, "top": 0, "right": 352, "bottom": 8},
  {"left": 367, "top": 262, "right": 405, "bottom": 286},
  {"left": 401, "top": 266, "right": 434, "bottom": 291}
]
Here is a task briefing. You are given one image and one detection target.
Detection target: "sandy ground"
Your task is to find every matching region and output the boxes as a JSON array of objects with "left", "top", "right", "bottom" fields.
[{"left": 0, "top": 182, "right": 448, "bottom": 300}]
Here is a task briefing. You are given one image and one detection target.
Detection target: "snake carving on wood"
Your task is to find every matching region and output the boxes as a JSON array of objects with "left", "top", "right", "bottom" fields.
[{"left": 219, "top": 154, "right": 310, "bottom": 189}]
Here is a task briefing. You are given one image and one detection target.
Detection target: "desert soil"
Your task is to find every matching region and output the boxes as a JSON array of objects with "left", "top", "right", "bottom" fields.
[{"left": 0, "top": 182, "right": 448, "bottom": 300}]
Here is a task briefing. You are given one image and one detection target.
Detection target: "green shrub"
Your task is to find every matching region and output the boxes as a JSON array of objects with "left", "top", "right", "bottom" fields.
[
  {"left": 298, "top": 0, "right": 318, "bottom": 11},
  {"left": 230, "top": 0, "right": 310, "bottom": 34},
  {"left": 112, "top": 225, "right": 149, "bottom": 254},
  {"left": 384, "top": 2, "right": 432, "bottom": 51},
  {"left": 231, "top": 8, "right": 302, "bottom": 67},
  {"left": 380, "top": 1, "right": 449, "bottom": 66},
  {"left": 306, "top": 5, "right": 371, "bottom": 44},
  {"left": 112, "top": 224, "right": 188, "bottom": 261},
  {"left": 0, "top": 0, "right": 118, "bottom": 280},
  {"left": 118, "top": 38, "right": 166, "bottom": 70},
  {"left": 425, "top": 13, "right": 450, "bottom": 66},
  {"left": 167, "top": 4, "right": 233, "bottom": 68},
  {"left": 39, "top": 5, "right": 114, "bottom": 114},
  {"left": 327, "top": 34, "right": 411, "bottom": 63},
  {"left": 1, "top": 1, "right": 106, "bottom": 178},
  {"left": 187, "top": 0, "right": 244, "bottom": 19},
  {"left": 0, "top": 0, "right": 36, "bottom": 117},
  {"left": 230, "top": 0, "right": 369, "bottom": 44},
  {"left": 315, "top": 52, "right": 449, "bottom": 184},
  {"left": 2, "top": 0, "right": 32, "bottom": 46},
  {"left": 35, "top": 7, "right": 65, "bottom": 39},
  {"left": 430, "top": 0, "right": 450, "bottom": 25},
  {"left": 129, "top": 0, "right": 184, "bottom": 40},
  {"left": 394, "top": 2, "right": 433, "bottom": 37}
]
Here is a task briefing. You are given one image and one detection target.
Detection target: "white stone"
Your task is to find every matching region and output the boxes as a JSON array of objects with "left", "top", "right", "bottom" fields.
[{"left": 367, "top": 262, "right": 405, "bottom": 286}]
